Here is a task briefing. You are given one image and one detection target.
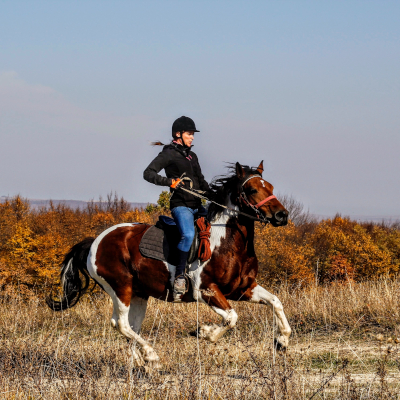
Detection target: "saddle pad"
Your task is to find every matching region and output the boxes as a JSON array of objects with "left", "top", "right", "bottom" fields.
[
  {"left": 139, "top": 225, "right": 169, "bottom": 262},
  {"left": 139, "top": 223, "right": 199, "bottom": 265}
]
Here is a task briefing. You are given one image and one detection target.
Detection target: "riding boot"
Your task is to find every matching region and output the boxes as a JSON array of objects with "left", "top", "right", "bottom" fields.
[{"left": 173, "top": 250, "right": 189, "bottom": 302}]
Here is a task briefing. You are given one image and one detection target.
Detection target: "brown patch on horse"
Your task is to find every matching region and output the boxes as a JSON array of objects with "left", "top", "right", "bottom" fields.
[
  {"left": 199, "top": 218, "right": 258, "bottom": 306},
  {"left": 127, "top": 228, "right": 174, "bottom": 300},
  {"left": 96, "top": 224, "right": 180, "bottom": 304},
  {"left": 95, "top": 226, "right": 146, "bottom": 306}
]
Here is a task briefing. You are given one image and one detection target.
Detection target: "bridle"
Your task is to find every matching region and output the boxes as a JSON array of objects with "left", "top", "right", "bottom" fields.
[
  {"left": 239, "top": 174, "right": 277, "bottom": 221},
  {"left": 176, "top": 173, "right": 277, "bottom": 223}
]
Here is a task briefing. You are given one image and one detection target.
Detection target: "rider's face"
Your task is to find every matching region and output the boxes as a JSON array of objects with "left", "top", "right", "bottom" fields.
[{"left": 176, "top": 131, "right": 194, "bottom": 147}]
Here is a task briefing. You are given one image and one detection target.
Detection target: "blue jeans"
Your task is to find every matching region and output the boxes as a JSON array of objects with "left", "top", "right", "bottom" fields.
[{"left": 171, "top": 206, "right": 198, "bottom": 252}]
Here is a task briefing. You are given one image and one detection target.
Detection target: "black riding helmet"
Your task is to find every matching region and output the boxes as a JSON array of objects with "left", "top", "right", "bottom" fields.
[{"left": 172, "top": 116, "right": 199, "bottom": 140}]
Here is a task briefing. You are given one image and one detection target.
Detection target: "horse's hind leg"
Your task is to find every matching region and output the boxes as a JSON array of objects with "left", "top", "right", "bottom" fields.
[
  {"left": 100, "top": 282, "right": 159, "bottom": 368},
  {"left": 112, "top": 295, "right": 161, "bottom": 369},
  {"left": 128, "top": 296, "right": 148, "bottom": 333},
  {"left": 196, "top": 284, "right": 238, "bottom": 343},
  {"left": 243, "top": 283, "right": 291, "bottom": 350},
  {"left": 111, "top": 295, "right": 147, "bottom": 333}
]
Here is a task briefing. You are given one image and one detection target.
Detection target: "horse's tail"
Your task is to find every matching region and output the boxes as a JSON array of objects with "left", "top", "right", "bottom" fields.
[{"left": 46, "top": 237, "right": 95, "bottom": 311}]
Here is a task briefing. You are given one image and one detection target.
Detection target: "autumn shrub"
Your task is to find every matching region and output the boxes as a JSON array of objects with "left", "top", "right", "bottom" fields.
[
  {"left": 308, "top": 216, "right": 398, "bottom": 282},
  {"left": 255, "top": 221, "right": 315, "bottom": 287}
]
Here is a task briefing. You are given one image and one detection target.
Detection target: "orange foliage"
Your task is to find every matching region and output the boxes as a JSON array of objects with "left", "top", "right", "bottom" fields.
[
  {"left": 0, "top": 196, "right": 399, "bottom": 295},
  {"left": 325, "top": 254, "right": 355, "bottom": 283},
  {"left": 308, "top": 216, "right": 396, "bottom": 281},
  {"left": 0, "top": 195, "right": 153, "bottom": 296},
  {"left": 255, "top": 215, "right": 399, "bottom": 286},
  {"left": 255, "top": 222, "right": 315, "bottom": 287}
]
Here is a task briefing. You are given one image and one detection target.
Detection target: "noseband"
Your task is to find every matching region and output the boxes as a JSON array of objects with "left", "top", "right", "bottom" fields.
[{"left": 239, "top": 175, "right": 277, "bottom": 220}]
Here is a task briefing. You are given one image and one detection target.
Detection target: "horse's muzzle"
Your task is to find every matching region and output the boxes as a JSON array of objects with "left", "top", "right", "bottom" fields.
[{"left": 271, "top": 210, "right": 288, "bottom": 226}]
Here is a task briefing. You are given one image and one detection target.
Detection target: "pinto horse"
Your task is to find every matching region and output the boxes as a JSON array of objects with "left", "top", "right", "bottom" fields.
[{"left": 47, "top": 161, "right": 292, "bottom": 369}]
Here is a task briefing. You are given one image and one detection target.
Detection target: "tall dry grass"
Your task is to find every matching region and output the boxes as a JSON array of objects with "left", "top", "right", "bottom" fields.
[
  {"left": 1, "top": 279, "right": 400, "bottom": 399},
  {"left": 1, "top": 194, "right": 400, "bottom": 398}
]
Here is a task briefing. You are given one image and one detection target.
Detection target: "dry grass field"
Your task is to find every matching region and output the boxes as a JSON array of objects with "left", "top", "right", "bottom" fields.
[{"left": 1, "top": 279, "right": 400, "bottom": 399}]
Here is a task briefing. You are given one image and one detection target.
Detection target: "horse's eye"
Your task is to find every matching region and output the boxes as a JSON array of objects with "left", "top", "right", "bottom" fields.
[{"left": 247, "top": 188, "right": 258, "bottom": 195}]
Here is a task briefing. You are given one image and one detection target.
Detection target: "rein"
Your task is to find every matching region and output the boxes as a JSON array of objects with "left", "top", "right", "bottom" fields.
[{"left": 178, "top": 174, "right": 277, "bottom": 223}]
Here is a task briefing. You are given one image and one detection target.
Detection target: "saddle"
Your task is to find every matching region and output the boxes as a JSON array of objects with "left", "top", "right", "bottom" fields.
[{"left": 139, "top": 215, "right": 211, "bottom": 266}]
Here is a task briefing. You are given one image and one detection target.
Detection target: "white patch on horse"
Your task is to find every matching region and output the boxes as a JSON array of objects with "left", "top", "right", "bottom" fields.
[
  {"left": 261, "top": 180, "right": 265, "bottom": 187},
  {"left": 163, "top": 262, "right": 176, "bottom": 286},
  {"left": 249, "top": 284, "right": 291, "bottom": 348}
]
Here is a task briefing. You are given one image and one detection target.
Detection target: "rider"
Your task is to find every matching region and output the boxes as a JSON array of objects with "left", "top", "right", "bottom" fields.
[{"left": 143, "top": 116, "right": 212, "bottom": 301}]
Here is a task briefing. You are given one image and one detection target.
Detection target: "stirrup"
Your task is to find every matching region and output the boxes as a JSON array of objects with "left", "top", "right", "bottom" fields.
[{"left": 173, "top": 275, "right": 187, "bottom": 303}]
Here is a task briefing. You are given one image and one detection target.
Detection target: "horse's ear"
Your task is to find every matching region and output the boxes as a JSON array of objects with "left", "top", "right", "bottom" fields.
[
  {"left": 256, "top": 160, "right": 264, "bottom": 176},
  {"left": 236, "top": 162, "right": 245, "bottom": 179}
]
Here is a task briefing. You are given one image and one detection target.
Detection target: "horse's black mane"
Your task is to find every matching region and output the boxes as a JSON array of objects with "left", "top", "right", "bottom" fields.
[{"left": 207, "top": 163, "right": 261, "bottom": 221}]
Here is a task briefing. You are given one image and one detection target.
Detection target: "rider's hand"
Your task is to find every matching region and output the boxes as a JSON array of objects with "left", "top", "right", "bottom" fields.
[{"left": 170, "top": 178, "right": 184, "bottom": 190}]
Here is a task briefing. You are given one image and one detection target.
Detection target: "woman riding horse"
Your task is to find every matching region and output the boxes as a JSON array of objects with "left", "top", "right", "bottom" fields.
[
  {"left": 143, "top": 116, "right": 213, "bottom": 301},
  {"left": 47, "top": 157, "right": 292, "bottom": 369}
]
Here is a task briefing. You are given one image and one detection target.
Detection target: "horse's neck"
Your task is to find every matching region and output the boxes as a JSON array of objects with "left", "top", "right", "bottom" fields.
[{"left": 209, "top": 197, "right": 255, "bottom": 257}]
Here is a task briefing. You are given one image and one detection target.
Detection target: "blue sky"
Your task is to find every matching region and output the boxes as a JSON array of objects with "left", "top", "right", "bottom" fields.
[{"left": 1, "top": 1, "right": 399, "bottom": 216}]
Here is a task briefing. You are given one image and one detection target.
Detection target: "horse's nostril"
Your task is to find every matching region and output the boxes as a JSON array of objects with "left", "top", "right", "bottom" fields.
[{"left": 275, "top": 211, "right": 287, "bottom": 221}]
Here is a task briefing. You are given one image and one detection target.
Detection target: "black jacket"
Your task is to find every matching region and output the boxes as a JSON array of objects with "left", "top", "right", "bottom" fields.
[{"left": 143, "top": 143, "right": 210, "bottom": 210}]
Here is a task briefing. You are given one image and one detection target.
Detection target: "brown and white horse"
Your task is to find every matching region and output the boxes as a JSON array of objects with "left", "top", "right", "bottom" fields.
[{"left": 47, "top": 161, "right": 292, "bottom": 368}]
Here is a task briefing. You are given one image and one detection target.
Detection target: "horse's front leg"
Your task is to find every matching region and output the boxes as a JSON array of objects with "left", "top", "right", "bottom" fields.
[
  {"left": 196, "top": 283, "right": 238, "bottom": 343},
  {"left": 243, "top": 283, "right": 291, "bottom": 350}
]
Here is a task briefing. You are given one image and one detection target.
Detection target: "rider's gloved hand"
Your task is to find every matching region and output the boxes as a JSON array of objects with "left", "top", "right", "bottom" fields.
[{"left": 170, "top": 178, "right": 184, "bottom": 190}]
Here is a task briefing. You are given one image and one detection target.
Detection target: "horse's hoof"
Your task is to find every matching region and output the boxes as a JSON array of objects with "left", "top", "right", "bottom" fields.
[
  {"left": 189, "top": 327, "right": 201, "bottom": 337},
  {"left": 199, "top": 324, "right": 221, "bottom": 343},
  {"left": 274, "top": 338, "right": 287, "bottom": 352},
  {"left": 143, "top": 350, "right": 161, "bottom": 369},
  {"left": 128, "top": 349, "right": 146, "bottom": 367},
  {"left": 132, "top": 366, "right": 147, "bottom": 377},
  {"left": 145, "top": 361, "right": 162, "bottom": 371}
]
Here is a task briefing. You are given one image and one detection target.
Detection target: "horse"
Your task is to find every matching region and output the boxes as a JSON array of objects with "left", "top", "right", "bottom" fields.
[{"left": 47, "top": 161, "right": 292, "bottom": 369}]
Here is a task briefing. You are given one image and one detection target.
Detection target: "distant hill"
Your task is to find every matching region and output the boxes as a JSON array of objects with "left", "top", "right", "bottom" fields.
[
  {"left": 1, "top": 196, "right": 398, "bottom": 223},
  {"left": 0, "top": 196, "right": 149, "bottom": 210},
  {"left": 311, "top": 213, "right": 400, "bottom": 224}
]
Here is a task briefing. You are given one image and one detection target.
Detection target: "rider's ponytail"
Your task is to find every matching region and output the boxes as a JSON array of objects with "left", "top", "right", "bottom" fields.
[{"left": 150, "top": 141, "right": 166, "bottom": 146}]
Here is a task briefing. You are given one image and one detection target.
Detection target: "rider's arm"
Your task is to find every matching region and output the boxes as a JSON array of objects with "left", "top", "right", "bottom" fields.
[{"left": 143, "top": 150, "right": 173, "bottom": 187}]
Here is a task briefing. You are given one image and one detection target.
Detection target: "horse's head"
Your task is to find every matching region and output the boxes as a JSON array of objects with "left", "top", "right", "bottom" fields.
[{"left": 234, "top": 161, "right": 288, "bottom": 227}]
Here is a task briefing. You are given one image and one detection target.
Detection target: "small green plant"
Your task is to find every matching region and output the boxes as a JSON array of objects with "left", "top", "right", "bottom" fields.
[
  {"left": 157, "top": 191, "right": 170, "bottom": 212},
  {"left": 145, "top": 191, "right": 171, "bottom": 215}
]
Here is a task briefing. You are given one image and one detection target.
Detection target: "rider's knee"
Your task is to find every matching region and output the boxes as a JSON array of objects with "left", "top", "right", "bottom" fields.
[
  {"left": 183, "top": 230, "right": 195, "bottom": 243},
  {"left": 181, "top": 231, "right": 195, "bottom": 250}
]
